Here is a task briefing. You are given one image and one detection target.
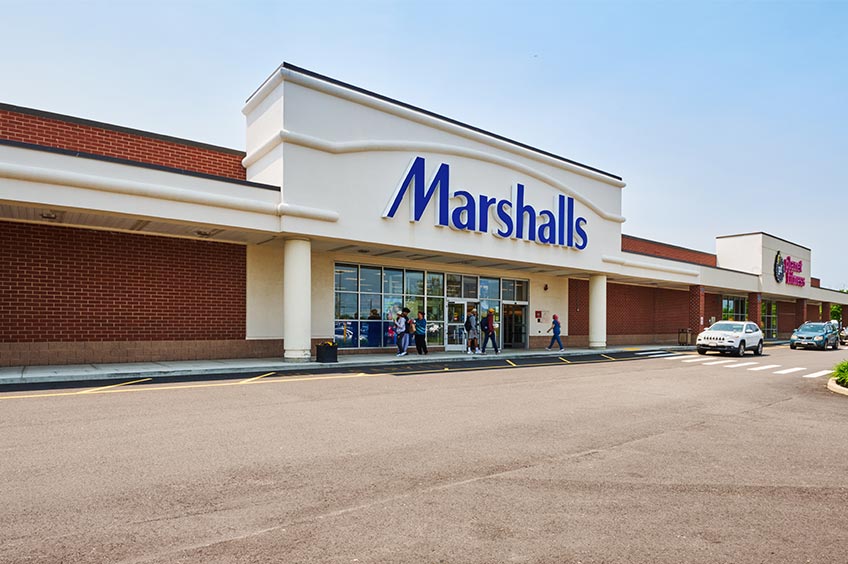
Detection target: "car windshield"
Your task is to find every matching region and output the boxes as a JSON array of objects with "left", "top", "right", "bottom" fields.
[
  {"left": 710, "top": 322, "right": 743, "bottom": 332},
  {"left": 799, "top": 323, "right": 826, "bottom": 332}
]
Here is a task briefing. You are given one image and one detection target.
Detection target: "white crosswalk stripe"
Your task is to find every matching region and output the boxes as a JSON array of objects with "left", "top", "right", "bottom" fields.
[
  {"left": 703, "top": 359, "right": 737, "bottom": 366},
  {"left": 774, "top": 367, "right": 806, "bottom": 375},
  {"left": 646, "top": 353, "right": 681, "bottom": 358},
  {"left": 725, "top": 362, "right": 759, "bottom": 369},
  {"left": 635, "top": 351, "right": 667, "bottom": 356},
  {"left": 802, "top": 370, "right": 833, "bottom": 379},
  {"left": 748, "top": 364, "right": 781, "bottom": 371},
  {"left": 682, "top": 357, "right": 711, "bottom": 363}
]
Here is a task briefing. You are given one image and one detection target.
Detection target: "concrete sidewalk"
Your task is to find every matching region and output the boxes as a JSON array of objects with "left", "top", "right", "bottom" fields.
[
  {"left": 0, "top": 341, "right": 790, "bottom": 386},
  {"left": 0, "top": 345, "right": 688, "bottom": 386}
]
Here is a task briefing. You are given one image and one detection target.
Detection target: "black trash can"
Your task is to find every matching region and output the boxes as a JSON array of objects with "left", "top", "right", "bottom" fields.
[
  {"left": 316, "top": 343, "right": 338, "bottom": 363},
  {"left": 678, "top": 328, "right": 692, "bottom": 346}
]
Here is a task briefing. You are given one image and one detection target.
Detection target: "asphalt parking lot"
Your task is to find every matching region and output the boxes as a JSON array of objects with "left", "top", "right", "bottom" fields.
[{"left": 1, "top": 345, "right": 847, "bottom": 563}]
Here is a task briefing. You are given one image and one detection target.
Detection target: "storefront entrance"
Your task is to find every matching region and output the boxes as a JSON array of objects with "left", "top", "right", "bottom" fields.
[
  {"left": 446, "top": 300, "right": 478, "bottom": 351},
  {"left": 502, "top": 303, "right": 527, "bottom": 349}
]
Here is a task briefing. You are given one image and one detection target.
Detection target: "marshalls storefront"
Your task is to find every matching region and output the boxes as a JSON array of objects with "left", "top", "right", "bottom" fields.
[{"left": 1, "top": 63, "right": 846, "bottom": 366}]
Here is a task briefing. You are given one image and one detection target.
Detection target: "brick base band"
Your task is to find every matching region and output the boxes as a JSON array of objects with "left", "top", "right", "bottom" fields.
[{"left": 0, "top": 340, "right": 283, "bottom": 367}]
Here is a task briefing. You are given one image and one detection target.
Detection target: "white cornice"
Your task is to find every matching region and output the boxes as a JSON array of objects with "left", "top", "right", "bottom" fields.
[
  {"left": 243, "top": 129, "right": 626, "bottom": 224},
  {"left": 602, "top": 255, "right": 700, "bottom": 277},
  {"left": 0, "top": 162, "right": 339, "bottom": 223},
  {"left": 243, "top": 67, "right": 626, "bottom": 189}
]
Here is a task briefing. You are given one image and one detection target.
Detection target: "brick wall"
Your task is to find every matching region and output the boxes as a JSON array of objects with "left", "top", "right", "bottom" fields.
[
  {"left": 807, "top": 304, "right": 820, "bottom": 323},
  {"left": 621, "top": 235, "right": 717, "bottom": 267},
  {"left": 607, "top": 284, "right": 688, "bottom": 334},
  {"left": 705, "top": 293, "right": 723, "bottom": 325},
  {"left": 0, "top": 221, "right": 246, "bottom": 343},
  {"left": 777, "top": 301, "right": 796, "bottom": 335},
  {"left": 566, "top": 280, "right": 688, "bottom": 345},
  {"left": 568, "top": 279, "right": 589, "bottom": 335},
  {"left": 0, "top": 104, "right": 246, "bottom": 180}
]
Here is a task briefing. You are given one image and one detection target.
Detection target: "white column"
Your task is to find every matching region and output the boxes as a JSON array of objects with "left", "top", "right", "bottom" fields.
[
  {"left": 588, "top": 274, "right": 607, "bottom": 349},
  {"left": 283, "top": 238, "right": 312, "bottom": 361}
]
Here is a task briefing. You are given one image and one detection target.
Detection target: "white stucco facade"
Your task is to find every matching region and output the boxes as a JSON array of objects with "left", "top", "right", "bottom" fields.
[{"left": 1, "top": 62, "right": 846, "bottom": 363}]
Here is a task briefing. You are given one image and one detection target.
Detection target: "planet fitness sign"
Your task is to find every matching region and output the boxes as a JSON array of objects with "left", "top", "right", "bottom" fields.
[
  {"left": 383, "top": 156, "right": 589, "bottom": 250},
  {"left": 773, "top": 251, "right": 806, "bottom": 287}
]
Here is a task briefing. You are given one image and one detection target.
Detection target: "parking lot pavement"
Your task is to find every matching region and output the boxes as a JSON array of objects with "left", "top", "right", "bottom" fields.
[{"left": 1, "top": 345, "right": 847, "bottom": 563}]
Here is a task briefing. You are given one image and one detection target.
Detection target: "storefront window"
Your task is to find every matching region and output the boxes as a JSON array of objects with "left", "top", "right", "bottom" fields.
[
  {"left": 383, "top": 295, "right": 403, "bottom": 321},
  {"left": 406, "top": 296, "right": 425, "bottom": 317},
  {"left": 721, "top": 296, "right": 747, "bottom": 321},
  {"left": 502, "top": 279, "right": 515, "bottom": 301},
  {"left": 359, "top": 293, "right": 382, "bottom": 320},
  {"left": 462, "top": 275, "right": 478, "bottom": 299},
  {"left": 335, "top": 292, "right": 357, "bottom": 319},
  {"left": 405, "top": 270, "right": 424, "bottom": 296},
  {"left": 333, "top": 264, "right": 529, "bottom": 349},
  {"left": 335, "top": 264, "right": 358, "bottom": 292},
  {"left": 334, "top": 321, "right": 359, "bottom": 348},
  {"left": 479, "top": 277, "right": 500, "bottom": 299},
  {"left": 762, "top": 301, "right": 777, "bottom": 338},
  {"left": 383, "top": 269, "right": 404, "bottom": 295},
  {"left": 514, "top": 280, "right": 529, "bottom": 302},
  {"left": 447, "top": 274, "right": 462, "bottom": 297},
  {"left": 426, "top": 272, "right": 444, "bottom": 296},
  {"left": 426, "top": 297, "right": 444, "bottom": 321},
  {"left": 426, "top": 322, "right": 444, "bottom": 345},
  {"left": 360, "top": 266, "right": 381, "bottom": 294}
]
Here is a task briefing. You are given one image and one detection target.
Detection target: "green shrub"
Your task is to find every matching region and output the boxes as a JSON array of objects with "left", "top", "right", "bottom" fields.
[{"left": 835, "top": 360, "right": 848, "bottom": 388}]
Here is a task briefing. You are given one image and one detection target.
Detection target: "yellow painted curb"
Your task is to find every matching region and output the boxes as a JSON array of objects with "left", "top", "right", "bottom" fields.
[{"left": 827, "top": 377, "right": 848, "bottom": 397}]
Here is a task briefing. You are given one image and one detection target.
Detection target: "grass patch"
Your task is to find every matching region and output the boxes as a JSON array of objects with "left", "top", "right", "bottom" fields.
[{"left": 835, "top": 360, "right": 848, "bottom": 388}]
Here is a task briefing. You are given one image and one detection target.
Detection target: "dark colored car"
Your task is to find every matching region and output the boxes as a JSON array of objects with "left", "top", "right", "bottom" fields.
[{"left": 789, "top": 322, "right": 840, "bottom": 350}]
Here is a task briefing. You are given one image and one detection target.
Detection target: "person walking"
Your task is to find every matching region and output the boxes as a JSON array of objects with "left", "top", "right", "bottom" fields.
[
  {"left": 466, "top": 307, "right": 480, "bottom": 354},
  {"left": 414, "top": 311, "right": 428, "bottom": 355},
  {"left": 480, "top": 307, "right": 499, "bottom": 354},
  {"left": 545, "top": 314, "right": 564, "bottom": 352},
  {"left": 395, "top": 307, "right": 411, "bottom": 357}
]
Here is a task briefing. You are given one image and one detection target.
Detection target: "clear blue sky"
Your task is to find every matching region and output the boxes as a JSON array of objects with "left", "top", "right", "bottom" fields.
[{"left": 3, "top": 0, "right": 846, "bottom": 289}]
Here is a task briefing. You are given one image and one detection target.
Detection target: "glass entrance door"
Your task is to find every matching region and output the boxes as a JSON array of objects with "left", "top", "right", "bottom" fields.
[
  {"left": 446, "top": 300, "right": 477, "bottom": 351},
  {"left": 503, "top": 303, "right": 527, "bottom": 348}
]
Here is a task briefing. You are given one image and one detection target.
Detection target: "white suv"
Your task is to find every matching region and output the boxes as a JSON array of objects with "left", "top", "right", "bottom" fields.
[{"left": 696, "top": 321, "right": 764, "bottom": 356}]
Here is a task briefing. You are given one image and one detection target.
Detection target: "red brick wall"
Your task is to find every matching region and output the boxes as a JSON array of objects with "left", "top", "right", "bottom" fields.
[
  {"left": 621, "top": 235, "right": 717, "bottom": 267},
  {"left": 0, "top": 105, "right": 246, "bottom": 180},
  {"left": 777, "top": 301, "right": 796, "bottom": 335},
  {"left": 606, "top": 284, "right": 688, "bottom": 335},
  {"left": 705, "top": 293, "right": 722, "bottom": 325},
  {"left": 568, "top": 279, "right": 589, "bottom": 335},
  {"left": 811, "top": 277, "right": 821, "bottom": 288},
  {"left": 807, "top": 304, "right": 819, "bottom": 322},
  {"left": 0, "top": 221, "right": 246, "bottom": 342}
]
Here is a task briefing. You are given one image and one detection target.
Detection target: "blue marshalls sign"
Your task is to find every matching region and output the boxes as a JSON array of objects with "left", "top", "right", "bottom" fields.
[{"left": 382, "top": 157, "right": 589, "bottom": 250}]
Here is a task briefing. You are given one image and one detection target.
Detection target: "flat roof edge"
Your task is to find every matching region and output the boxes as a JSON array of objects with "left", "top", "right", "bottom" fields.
[
  {"left": 0, "top": 102, "right": 245, "bottom": 156},
  {"left": 246, "top": 62, "right": 622, "bottom": 183}
]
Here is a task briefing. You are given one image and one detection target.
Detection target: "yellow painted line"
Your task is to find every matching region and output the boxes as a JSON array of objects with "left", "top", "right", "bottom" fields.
[
  {"left": 0, "top": 354, "right": 655, "bottom": 401},
  {"left": 601, "top": 354, "right": 616, "bottom": 361},
  {"left": 621, "top": 347, "right": 642, "bottom": 351},
  {"left": 506, "top": 359, "right": 517, "bottom": 366},
  {"left": 559, "top": 357, "right": 571, "bottom": 363},
  {"left": 239, "top": 372, "right": 275, "bottom": 384},
  {"left": 76, "top": 377, "right": 151, "bottom": 394}
]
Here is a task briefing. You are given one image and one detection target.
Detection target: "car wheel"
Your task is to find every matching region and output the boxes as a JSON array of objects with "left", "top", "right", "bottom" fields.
[
  {"left": 790, "top": 343, "right": 796, "bottom": 350},
  {"left": 735, "top": 341, "right": 745, "bottom": 357},
  {"left": 697, "top": 348, "right": 707, "bottom": 355},
  {"left": 754, "top": 340, "right": 763, "bottom": 356},
  {"left": 833, "top": 339, "right": 839, "bottom": 350}
]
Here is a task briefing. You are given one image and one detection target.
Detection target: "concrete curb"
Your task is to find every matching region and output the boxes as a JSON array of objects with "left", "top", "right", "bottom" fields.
[
  {"left": 0, "top": 345, "right": 700, "bottom": 386},
  {"left": 827, "top": 377, "right": 848, "bottom": 397}
]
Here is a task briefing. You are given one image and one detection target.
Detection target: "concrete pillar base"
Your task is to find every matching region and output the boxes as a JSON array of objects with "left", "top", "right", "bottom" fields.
[
  {"left": 283, "top": 238, "right": 312, "bottom": 360},
  {"left": 588, "top": 274, "right": 607, "bottom": 349}
]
